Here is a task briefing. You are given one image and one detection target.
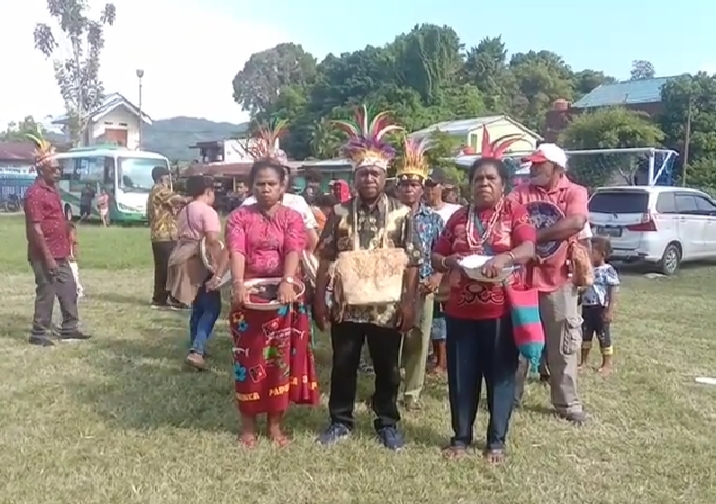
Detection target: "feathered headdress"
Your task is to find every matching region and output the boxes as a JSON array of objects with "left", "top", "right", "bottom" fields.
[
  {"left": 479, "top": 128, "right": 523, "bottom": 159},
  {"left": 396, "top": 137, "right": 433, "bottom": 183},
  {"left": 26, "top": 128, "right": 56, "bottom": 168},
  {"left": 244, "top": 118, "right": 289, "bottom": 164},
  {"left": 332, "top": 105, "right": 403, "bottom": 171}
]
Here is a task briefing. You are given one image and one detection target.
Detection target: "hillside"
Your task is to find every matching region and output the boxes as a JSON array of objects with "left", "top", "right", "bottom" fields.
[{"left": 144, "top": 117, "right": 248, "bottom": 161}]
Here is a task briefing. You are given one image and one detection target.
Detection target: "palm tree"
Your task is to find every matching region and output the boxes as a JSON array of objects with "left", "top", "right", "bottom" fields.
[{"left": 309, "top": 118, "right": 341, "bottom": 159}]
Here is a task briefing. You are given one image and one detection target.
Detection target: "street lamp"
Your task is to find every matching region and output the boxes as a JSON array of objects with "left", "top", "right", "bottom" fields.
[{"left": 136, "top": 69, "right": 144, "bottom": 149}]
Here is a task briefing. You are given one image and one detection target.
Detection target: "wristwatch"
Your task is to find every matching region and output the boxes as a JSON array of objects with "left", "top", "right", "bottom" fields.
[{"left": 282, "top": 276, "right": 296, "bottom": 285}]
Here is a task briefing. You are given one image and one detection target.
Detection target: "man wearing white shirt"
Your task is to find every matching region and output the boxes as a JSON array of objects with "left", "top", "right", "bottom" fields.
[
  {"left": 241, "top": 178, "right": 320, "bottom": 250},
  {"left": 423, "top": 167, "right": 461, "bottom": 373}
]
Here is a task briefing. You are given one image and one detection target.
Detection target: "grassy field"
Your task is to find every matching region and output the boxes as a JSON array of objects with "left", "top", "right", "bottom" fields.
[{"left": 1, "top": 215, "right": 716, "bottom": 504}]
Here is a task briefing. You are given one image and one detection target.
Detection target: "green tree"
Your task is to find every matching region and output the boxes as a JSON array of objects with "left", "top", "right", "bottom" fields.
[
  {"left": 232, "top": 43, "right": 317, "bottom": 116},
  {"left": 0, "top": 116, "right": 45, "bottom": 141},
  {"left": 560, "top": 107, "right": 665, "bottom": 187},
  {"left": 34, "top": 0, "right": 116, "bottom": 145},
  {"left": 630, "top": 60, "right": 655, "bottom": 80}
]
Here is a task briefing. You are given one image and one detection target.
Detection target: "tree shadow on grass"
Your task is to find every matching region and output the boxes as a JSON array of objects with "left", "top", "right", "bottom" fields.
[
  {"left": 92, "top": 291, "right": 148, "bottom": 307},
  {"left": 68, "top": 320, "right": 444, "bottom": 444}
]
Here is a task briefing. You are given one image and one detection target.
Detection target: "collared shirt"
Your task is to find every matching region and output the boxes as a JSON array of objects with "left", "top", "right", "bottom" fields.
[
  {"left": 24, "top": 178, "right": 71, "bottom": 261},
  {"left": 317, "top": 194, "right": 423, "bottom": 327},
  {"left": 411, "top": 203, "right": 444, "bottom": 279},
  {"left": 508, "top": 176, "right": 588, "bottom": 293},
  {"left": 242, "top": 193, "right": 318, "bottom": 230},
  {"left": 148, "top": 183, "right": 179, "bottom": 242},
  {"left": 582, "top": 264, "right": 620, "bottom": 306}
]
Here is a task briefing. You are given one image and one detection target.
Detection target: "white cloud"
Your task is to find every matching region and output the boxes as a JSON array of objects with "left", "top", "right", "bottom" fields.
[{"left": 0, "top": 0, "right": 287, "bottom": 128}]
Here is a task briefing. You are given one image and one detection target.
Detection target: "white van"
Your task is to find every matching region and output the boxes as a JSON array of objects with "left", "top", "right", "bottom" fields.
[{"left": 589, "top": 186, "right": 716, "bottom": 275}]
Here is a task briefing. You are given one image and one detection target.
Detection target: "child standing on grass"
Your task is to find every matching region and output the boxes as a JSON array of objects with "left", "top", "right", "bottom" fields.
[
  {"left": 67, "top": 222, "right": 84, "bottom": 299},
  {"left": 580, "top": 236, "right": 619, "bottom": 375}
]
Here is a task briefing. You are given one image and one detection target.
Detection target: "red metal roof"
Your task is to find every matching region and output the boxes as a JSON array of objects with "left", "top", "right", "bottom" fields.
[{"left": 0, "top": 142, "right": 34, "bottom": 162}]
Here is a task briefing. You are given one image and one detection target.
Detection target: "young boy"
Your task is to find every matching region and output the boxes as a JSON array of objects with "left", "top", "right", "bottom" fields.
[
  {"left": 580, "top": 236, "right": 619, "bottom": 375},
  {"left": 67, "top": 222, "right": 84, "bottom": 299}
]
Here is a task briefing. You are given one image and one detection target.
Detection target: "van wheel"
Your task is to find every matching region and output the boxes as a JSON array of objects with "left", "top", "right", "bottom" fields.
[
  {"left": 659, "top": 243, "right": 681, "bottom": 276},
  {"left": 64, "top": 204, "right": 73, "bottom": 221}
]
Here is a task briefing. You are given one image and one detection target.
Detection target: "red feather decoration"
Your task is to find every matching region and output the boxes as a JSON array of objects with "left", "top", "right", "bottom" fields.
[{"left": 479, "top": 128, "right": 524, "bottom": 159}]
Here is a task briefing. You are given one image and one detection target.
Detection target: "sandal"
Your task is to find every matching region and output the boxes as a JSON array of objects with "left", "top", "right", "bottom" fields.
[
  {"left": 484, "top": 448, "right": 506, "bottom": 464},
  {"left": 238, "top": 433, "right": 258, "bottom": 448},
  {"left": 269, "top": 434, "right": 291, "bottom": 448},
  {"left": 442, "top": 445, "right": 468, "bottom": 459}
]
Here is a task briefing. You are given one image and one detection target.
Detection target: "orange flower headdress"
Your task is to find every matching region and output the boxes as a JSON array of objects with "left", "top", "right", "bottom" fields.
[
  {"left": 396, "top": 137, "right": 433, "bottom": 183},
  {"left": 333, "top": 105, "right": 403, "bottom": 171},
  {"left": 479, "top": 128, "right": 523, "bottom": 159},
  {"left": 26, "top": 128, "right": 56, "bottom": 167},
  {"left": 244, "top": 118, "right": 289, "bottom": 164}
]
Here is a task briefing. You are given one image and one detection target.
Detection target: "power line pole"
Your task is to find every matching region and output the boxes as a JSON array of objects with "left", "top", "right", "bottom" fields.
[{"left": 682, "top": 94, "right": 693, "bottom": 186}]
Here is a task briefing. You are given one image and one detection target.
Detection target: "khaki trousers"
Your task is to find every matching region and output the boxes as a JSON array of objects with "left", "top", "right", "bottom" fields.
[
  {"left": 401, "top": 293, "right": 435, "bottom": 401},
  {"left": 515, "top": 283, "right": 583, "bottom": 414}
]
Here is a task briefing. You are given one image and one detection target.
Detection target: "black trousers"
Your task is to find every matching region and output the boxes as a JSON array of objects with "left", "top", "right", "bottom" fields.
[
  {"left": 445, "top": 316, "right": 519, "bottom": 450},
  {"left": 30, "top": 259, "right": 79, "bottom": 337},
  {"left": 582, "top": 305, "right": 612, "bottom": 350},
  {"left": 151, "top": 240, "right": 176, "bottom": 304},
  {"left": 329, "top": 321, "right": 403, "bottom": 431}
]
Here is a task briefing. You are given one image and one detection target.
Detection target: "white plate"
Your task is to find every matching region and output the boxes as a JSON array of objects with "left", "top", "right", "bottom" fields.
[
  {"left": 695, "top": 376, "right": 716, "bottom": 386},
  {"left": 458, "top": 254, "right": 516, "bottom": 283}
]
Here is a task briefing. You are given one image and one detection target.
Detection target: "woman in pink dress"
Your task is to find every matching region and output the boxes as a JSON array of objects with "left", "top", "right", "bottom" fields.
[
  {"left": 224, "top": 159, "right": 320, "bottom": 447},
  {"left": 96, "top": 188, "right": 110, "bottom": 227}
]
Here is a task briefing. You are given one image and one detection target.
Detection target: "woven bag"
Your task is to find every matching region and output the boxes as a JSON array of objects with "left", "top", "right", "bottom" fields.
[{"left": 333, "top": 202, "right": 408, "bottom": 306}]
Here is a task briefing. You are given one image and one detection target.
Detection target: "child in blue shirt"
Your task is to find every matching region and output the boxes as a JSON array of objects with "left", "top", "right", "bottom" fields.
[{"left": 580, "top": 237, "right": 620, "bottom": 375}]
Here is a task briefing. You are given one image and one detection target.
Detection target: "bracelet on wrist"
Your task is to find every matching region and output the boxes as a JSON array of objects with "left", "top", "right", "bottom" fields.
[{"left": 440, "top": 256, "right": 448, "bottom": 270}]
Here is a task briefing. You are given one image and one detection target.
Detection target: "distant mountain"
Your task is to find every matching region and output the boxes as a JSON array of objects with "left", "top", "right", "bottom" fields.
[{"left": 144, "top": 117, "right": 249, "bottom": 161}]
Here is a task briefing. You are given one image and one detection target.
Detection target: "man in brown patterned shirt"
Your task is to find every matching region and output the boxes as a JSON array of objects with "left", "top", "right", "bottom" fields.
[
  {"left": 313, "top": 106, "right": 422, "bottom": 451},
  {"left": 147, "top": 166, "right": 187, "bottom": 309}
]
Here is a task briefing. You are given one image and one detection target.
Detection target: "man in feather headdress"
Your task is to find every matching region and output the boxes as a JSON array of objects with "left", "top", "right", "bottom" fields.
[
  {"left": 314, "top": 106, "right": 423, "bottom": 450},
  {"left": 24, "top": 131, "right": 90, "bottom": 346},
  {"left": 394, "top": 137, "right": 445, "bottom": 410},
  {"left": 240, "top": 120, "right": 320, "bottom": 251}
]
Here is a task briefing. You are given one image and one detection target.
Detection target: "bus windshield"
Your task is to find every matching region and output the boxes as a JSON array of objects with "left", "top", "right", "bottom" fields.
[{"left": 117, "top": 157, "right": 167, "bottom": 193}]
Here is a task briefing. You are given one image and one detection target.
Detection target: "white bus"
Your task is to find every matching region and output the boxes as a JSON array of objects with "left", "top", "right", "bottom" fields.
[{"left": 55, "top": 146, "right": 170, "bottom": 223}]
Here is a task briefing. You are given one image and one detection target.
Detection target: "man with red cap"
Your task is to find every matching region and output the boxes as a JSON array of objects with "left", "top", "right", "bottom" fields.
[{"left": 509, "top": 143, "right": 588, "bottom": 424}]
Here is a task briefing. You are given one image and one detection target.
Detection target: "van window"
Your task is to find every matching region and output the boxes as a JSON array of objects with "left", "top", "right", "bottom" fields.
[
  {"left": 655, "top": 192, "right": 676, "bottom": 214},
  {"left": 589, "top": 191, "right": 649, "bottom": 214},
  {"left": 675, "top": 194, "right": 699, "bottom": 214},
  {"left": 695, "top": 195, "right": 716, "bottom": 213}
]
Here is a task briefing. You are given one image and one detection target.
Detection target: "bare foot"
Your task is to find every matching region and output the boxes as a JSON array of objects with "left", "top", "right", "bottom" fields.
[
  {"left": 484, "top": 448, "right": 506, "bottom": 465},
  {"left": 429, "top": 366, "right": 447, "bottom": 377},
  {"left": 597, "top": 365, "right": 613, "bottom": 376},
  {"left": 442, "top": 445, "right": 468, "bottom": 459},
  {"left": 238, "top": 432, "right": 258, "bottom": 448}
]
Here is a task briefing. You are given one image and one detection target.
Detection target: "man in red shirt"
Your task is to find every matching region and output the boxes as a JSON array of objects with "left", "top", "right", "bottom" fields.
[
  {"left": 509, "top": 143, "right": 588, "bottom": 424},
  {"left": 24, "top": 136, "right": 90, "bottom": 346}
]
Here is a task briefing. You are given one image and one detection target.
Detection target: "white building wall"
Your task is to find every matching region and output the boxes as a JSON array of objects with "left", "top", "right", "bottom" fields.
[{"left": 89, "top": 106, "right": 142, "bottom": 150}]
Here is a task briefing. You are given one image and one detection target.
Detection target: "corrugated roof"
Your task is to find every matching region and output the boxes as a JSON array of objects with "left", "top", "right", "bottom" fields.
[
  {"left": 52, "top": 92, "right": 152, "bottom": 125},
  {"left": 572, "top": 77, "right": 675, "bottom": 108},
  {"left": 0, "top": 142, "right": 35, "bottom": 162},
  {"left": 409, "top": 115, "right": 505, "bottom": 139}
]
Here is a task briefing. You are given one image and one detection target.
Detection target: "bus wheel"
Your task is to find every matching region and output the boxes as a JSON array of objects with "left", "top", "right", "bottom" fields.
[{"left": 64, "top": 204, "right": 73, "bottom": 221}]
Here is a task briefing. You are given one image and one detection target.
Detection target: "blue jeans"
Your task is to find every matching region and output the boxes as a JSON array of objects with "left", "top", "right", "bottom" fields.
[
  {"left": 445, "top": 315, "right": 519, "bottom": 450},
  {"left": 189, "top": 285, "right": 221, "bottom": 356}
]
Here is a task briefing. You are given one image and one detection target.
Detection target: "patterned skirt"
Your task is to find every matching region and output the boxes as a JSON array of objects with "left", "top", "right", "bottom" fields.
[{"left": 230, "top": 301, "right": 320, "bottom": 415}]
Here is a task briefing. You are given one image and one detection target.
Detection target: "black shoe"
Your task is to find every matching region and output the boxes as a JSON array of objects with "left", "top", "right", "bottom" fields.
[
  {"left": 29, "top": 335, "right": 55, "bottom": 347},
  {"left": 58, "top": 330, "right": 91, "bottom": 342},
  {"left": 376, "top": 426, "right": 405, "bottom": 451},
  {"left": 316, "top": 423, "right": 351, "bottom": 446}
]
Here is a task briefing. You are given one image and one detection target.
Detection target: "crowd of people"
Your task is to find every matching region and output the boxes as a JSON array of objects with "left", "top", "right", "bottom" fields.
[{"left": 21, "top": 108, "right": 622, "bottom": 464}]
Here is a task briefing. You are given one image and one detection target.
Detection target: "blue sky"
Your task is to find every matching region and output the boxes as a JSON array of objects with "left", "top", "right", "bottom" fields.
[
  {"left": 1, "top": 0, "right": 714, "bottom": 125},
  {"left": 242, "top": 0, "right": 715, "bottom": 79}
]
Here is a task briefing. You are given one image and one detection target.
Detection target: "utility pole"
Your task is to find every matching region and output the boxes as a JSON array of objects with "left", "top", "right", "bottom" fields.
[
  {"left": 682, "top": 94, "right": 693, "bottom": 186},
  {"left": 136, "top": 69, "right": 144, "bottom": 149}
]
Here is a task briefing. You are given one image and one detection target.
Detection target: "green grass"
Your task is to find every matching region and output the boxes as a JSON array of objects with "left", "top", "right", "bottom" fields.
[{"left": 1, "top": 215, "right": 716, "bottom": 504}]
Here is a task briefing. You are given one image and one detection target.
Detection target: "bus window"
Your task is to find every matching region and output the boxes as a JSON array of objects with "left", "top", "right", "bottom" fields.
[
  {"left": 104, "top": 157, "right": 115, "bottom": 186},
  {"left": 118, "top": 157, "right": 167, "bottom": 192},
  {"left": 77, "top": 156, "right": 104, "bottom": 182},
  {"left": 59, "top": 158, "right": 77, "bottom": 180}
]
